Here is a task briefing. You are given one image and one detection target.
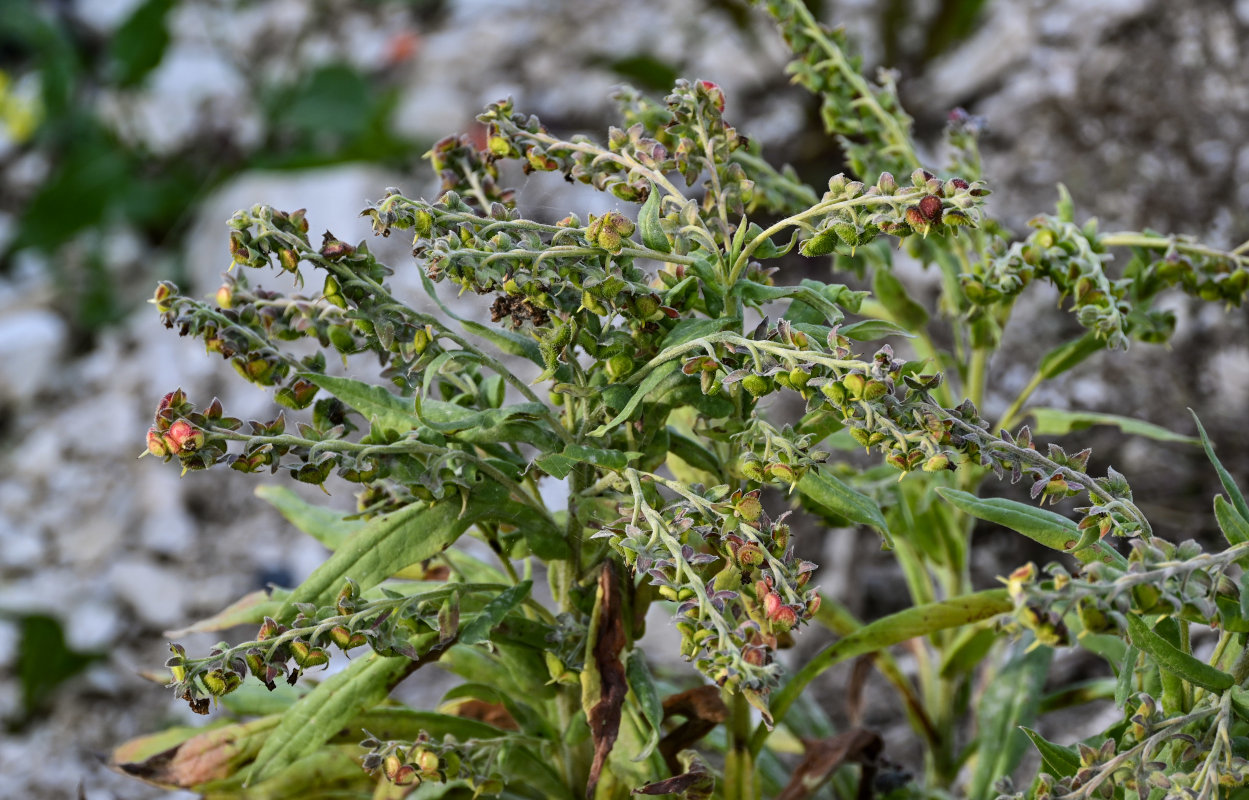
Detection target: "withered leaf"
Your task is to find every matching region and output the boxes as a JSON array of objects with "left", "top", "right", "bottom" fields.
[
  {"left": 658, "top": 686, "right": 727, "bottom": 775},
  {"left": 776, "top": 728, "right": 884, "bottom": 800},
  {"left": 633, "top": 750, "right": 714, "bottom": 799},
  {"left": 584, "top": 561, "right": 628, "bottom": 798}
]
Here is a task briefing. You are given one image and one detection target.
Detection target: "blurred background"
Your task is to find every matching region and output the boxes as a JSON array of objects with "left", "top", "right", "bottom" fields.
[{"left": 1, "top": 0, "right": 1247, "bottom": 797}]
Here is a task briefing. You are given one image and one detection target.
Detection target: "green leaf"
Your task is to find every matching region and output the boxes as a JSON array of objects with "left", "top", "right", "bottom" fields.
[
  {"left": 660, "top": 316, "right": 740, "bottom": 349},
  {"left": 638, "top": 182, "right": 670, "bottom": 253},
  {"left": 459, "top": 581, "right": 533, "bottom": 646},
  {"left": 1216, "top": 495, "right": 1249, "bottom": 546},
  {"left": 1027, "top": 408, "right": 1197, "bottom": 444},
  {"left": 837, "top": 319, "right": 916, "bottom": 341},
  {"left": 1115, "top": 646, "right": 1138, "bottom": 707},
  {"left": 460, "top": 319, "right": 544, "bottom": 367},
  {"left": 247, "top": 652, "right": 414, "bottom": 784},
  {"left": 935, "top": 488, "right": 1127, "bottom": 569},
  {"left": 589, "top": 361, "right": 679, "bottom": 436},
  {"left": 797, "top": 468, "right": 891, "bottom": 546},
  {"left": 968, "top": 643, "right": 1053, "bottom": 799},
  {"left": 1125, "top": 613, "right": 1233, "bottom": 694},
  {"left": 255, "top": 485, "right": 363, "bottom": 549},
  {"left": 666, "top": 429, "right": 721, "bottom": 474},
  {"left": 1192, "top": 410, "right": 1249, "bottom": 524},
  {"left": 303, "top": 373, "right": 417, "bottom": 432},
  {"left": 737, "top": 280, "right": 846, "bottom": 325},
  {"left": 1037, "top": 333, "right": 1105, "bottom": 380},
  {"left": 625, "top": 650, "right": 664, "bottom": 762},
  {"left": 275, "top": 495, "right": 480, "bottom": 620},
  {"left": 871, "top": 268, "right": 929, "bottom": 332},
  {"left": 109, "top": 0, "right": 174, "bottom": 87},
  {"left": 534, "top": 444, "right": 632, "bottom": 479},
  {"left": 1020, "top": 728, "right": 1081, "bottom": 779},
  {"left": 758, "top": 589, "right": 1012, "bottom": 753}
]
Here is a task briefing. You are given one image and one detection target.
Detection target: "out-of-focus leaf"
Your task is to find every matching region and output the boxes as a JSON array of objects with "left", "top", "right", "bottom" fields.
[
  {"left": 1027, "top": 408, "right": 1197, "bottom": 444},
  {"left": 109, "top": 0, "right": 175, "bottom": 87}
]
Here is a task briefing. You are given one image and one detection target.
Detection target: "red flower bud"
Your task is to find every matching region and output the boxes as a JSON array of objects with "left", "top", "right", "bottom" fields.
[{"left": 165, "top": 420, "right": 205, "bottom": 454}]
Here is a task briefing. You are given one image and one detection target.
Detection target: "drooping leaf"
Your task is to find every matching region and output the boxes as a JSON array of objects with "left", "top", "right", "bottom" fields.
[
  {"left": 275, "top": 496, "right": 472, "bottom": 620},
  {"left": 534, "top": 444, "right": 633, "bottom": 479},
  {"left": 967, "top": 642, "right": 1053, "bottom": 799},
  {"left": 112, "top": 716, "right": 278, "bottom": 789},
  {"left": 658, "top": 687, "right": 728, "bottom": 774},
  {"left": 935, "top": 488, "right": 1127, "bottom": 568},
  {"left": 836, "top": 319, "right": 916, "bottom": 341},
  {"left": 589, "top": 360, "right": 680, "bottom": 436},
  {"left": 1215, "top": 495, "right": 1249, "bottom": 546},
  {"left": 1027, "top": 408, "right": 1197, "bottom": 444}
]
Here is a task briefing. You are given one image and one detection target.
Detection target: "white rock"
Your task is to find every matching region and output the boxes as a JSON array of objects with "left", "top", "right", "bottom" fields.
[
  {"left": 0, "top": 309, "right": 67, "bottom": 405},
  {"left": 110, "top": 560, "right": 189, "bottom": 630}
]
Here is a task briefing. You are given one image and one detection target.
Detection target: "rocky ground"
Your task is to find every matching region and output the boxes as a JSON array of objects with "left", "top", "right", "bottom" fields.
[{"left": 1, "top": 0, "right": 1248, "bottom": 797}]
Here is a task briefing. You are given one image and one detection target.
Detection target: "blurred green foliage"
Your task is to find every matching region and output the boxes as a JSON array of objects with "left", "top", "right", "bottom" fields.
[{"left": 0, "top": 0, "right": 444, "bottom": 336}]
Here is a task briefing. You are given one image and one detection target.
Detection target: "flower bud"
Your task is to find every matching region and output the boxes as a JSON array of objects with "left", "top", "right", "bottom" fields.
[
  {"left": 165, "top": 420, "right": 205, "bottom": 454},
  {"left": 146, "top": 428, "right": 170, "bottom": 458},
  {"left": 152, "top": 281, "right": 177, "bottom": 312}
]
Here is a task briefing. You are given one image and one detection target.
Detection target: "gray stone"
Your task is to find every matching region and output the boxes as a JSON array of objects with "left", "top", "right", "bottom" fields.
[{"left": 0, "top": 309, "right": 67, "bottom": 405}]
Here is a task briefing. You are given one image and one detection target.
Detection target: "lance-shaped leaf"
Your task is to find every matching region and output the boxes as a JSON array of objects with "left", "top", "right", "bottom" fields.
[
  {"left": 735, "top": 280, "right": 847, "bottom": 325},
  {"left": 247, "top": 649, "right": 425, "bottom": 785},
  {"left": 1036, "top": 333, "right": 1105, "bottom": 381},
  {"left": 626, "top": 650, "right": 665, "bottom": 762},
  {"left": 1125, "top": 613, "right": 1232, "bottom": 694},
  {"left": 274, "top": 495, "right": 473, "bottom": 620},
  {"left": 797, "top": 469, "right": 891, "bottom": 547},
  {"left": 581, "top": 562, "right": 627, "bottom": 798},
  {"left": 871, "top": 267, "right": 928, "bottom": 332},
  {"left": 534, "top": 444, "right": 634, "bottom": 480},
  {"left": 1216, "top": 495, "right": 1249, "bottom": 546},
  {"left": 1027, "top": 408, "right": 1197, "bottom": 444},
  {"left": 753, "top": 590, "right": 1011, "bottom": 755},
  {"left": 1020, "top": 728, "right": 1081, "bottom": 779},
  {"left": 1192, "top": 409, "right": 1249, "bottom": 524},
  {"left": 303, "top": 373, "right": 418, "bottom": 433},
  {"left": 935, "top": 488, "right": 1127, "bottom": 569},
  {"left": 638, "top": 181, "right": 670, "bottom": 253},
  {"left": 967, "top": 642, "right": 1053, "bottom": 799}
]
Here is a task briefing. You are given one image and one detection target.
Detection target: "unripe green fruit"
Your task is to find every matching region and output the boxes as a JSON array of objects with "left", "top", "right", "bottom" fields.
[{"left": 741, "top": 375, "right": 771, "bottom": 397}]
